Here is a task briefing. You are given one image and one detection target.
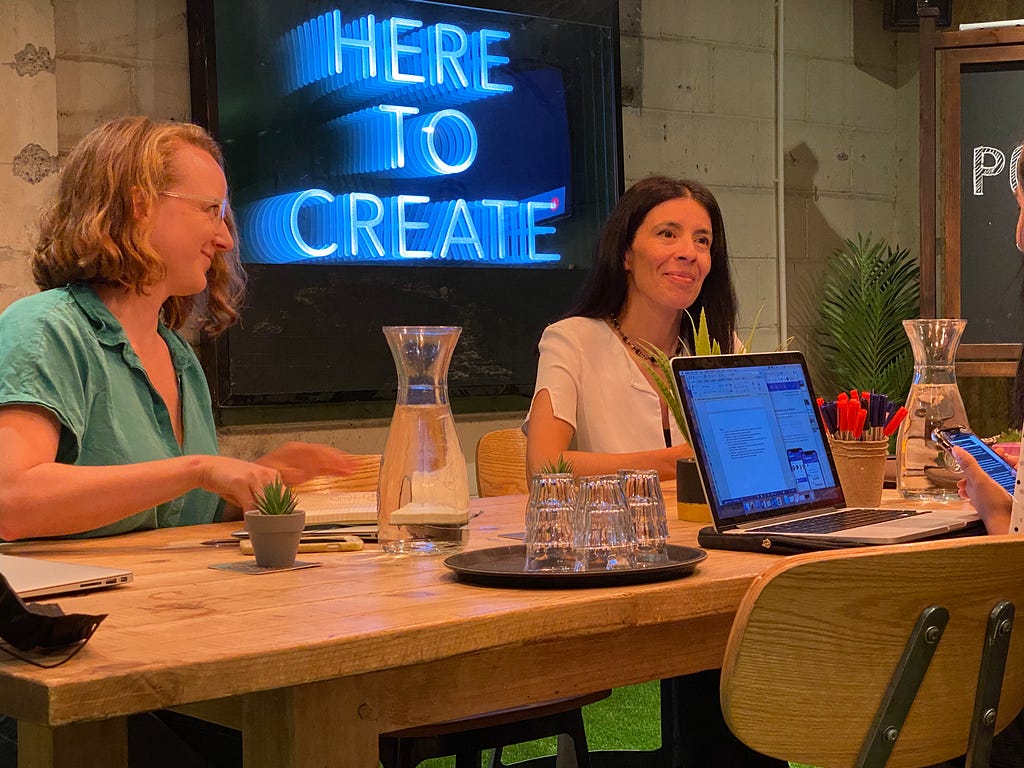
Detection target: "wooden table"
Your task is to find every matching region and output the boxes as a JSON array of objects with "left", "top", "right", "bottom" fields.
[{"left": 0, "top": 493, "right": 798, "bottom": 767}]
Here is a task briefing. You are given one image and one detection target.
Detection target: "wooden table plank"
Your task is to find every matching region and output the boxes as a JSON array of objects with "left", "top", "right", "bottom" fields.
[
  {"left": 19, "top": 718, "right": 128, "bottom": 768},
  {"left": 0, "top": 487, "right": 793, "bottom": 767}
]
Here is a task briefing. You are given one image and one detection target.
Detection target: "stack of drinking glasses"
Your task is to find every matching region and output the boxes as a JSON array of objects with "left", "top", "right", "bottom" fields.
[{"left": 524, "top": 470, "right": 670, "bottom": 573}]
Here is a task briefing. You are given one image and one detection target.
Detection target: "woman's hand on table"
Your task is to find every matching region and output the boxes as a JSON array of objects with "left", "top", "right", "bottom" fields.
[
  {"left": 254, "top": 441, "right": 357, "bottom": 486},
  {"left": 197, "top": 456, "right": 284, "bottom": 512},
  {"left": 953, "top": 446, "right": 1012, "bottom": 534}
]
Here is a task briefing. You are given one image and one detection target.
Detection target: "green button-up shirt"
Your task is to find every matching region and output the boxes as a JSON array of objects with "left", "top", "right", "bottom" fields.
[{"left": 0, "top": 283, "right": 221, "bottom": 537}]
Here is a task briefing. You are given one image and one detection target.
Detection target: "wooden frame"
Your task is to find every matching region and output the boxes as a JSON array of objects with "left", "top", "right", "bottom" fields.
[{"left": 921, "top": 23, "right": 1024, "bottom": 376}]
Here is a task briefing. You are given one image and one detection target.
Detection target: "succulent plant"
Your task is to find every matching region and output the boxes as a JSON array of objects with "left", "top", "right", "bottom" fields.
[
  {"left": 252, "top": 478, "right": 299, "bottom": 515},
  {"left": 637, "top": 307, "right": 779, "bottom": 444},
  {"left": 538, "top": 455, "right": 575, "bottom": 475}
]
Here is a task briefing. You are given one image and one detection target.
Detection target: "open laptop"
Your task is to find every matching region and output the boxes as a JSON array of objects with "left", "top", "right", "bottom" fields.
[
  {"left": 670, "top": 351, "right": 980, "bottom": 544},
  {"left": 0, "top": 553, "right": 133, "bottom": 599}
]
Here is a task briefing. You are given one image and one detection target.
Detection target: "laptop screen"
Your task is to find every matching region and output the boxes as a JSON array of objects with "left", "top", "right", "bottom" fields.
[{"left": 672, "top": 352, "right": 847, "bottom": 527}]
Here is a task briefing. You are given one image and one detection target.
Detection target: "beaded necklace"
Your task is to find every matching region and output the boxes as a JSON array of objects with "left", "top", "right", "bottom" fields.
[{"left": 607, "top": 316, "right": 683, "bottom": 364}]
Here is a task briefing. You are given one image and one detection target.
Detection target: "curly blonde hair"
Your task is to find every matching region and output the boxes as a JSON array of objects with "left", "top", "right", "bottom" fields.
[{"left": 33, "top": 116, "right": 245, "bottom": 335}]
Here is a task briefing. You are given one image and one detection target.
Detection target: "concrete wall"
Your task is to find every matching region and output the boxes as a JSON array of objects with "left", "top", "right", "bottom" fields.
[
  {"left": 4, "top": 0, "right": 1001, "bottom": 477},
  {"left": 622, "top": 0, "right": 782, "bottom": 356},
  {"left": 1, "top": 2, "right": 56, "bottom": 314}
]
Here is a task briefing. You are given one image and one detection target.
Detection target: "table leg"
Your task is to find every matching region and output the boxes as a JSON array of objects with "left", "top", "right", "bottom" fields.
[
  {"left": 243, "top": 680, "right": 380, "bottom": 768},
  {"left": 19, "top": 718, "right": 128, "bottom": 768}
]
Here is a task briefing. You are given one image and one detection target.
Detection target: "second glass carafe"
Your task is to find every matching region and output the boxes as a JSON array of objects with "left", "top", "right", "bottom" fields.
[{"left": 896, "top": 319, "right": 970, "bottom": 501}]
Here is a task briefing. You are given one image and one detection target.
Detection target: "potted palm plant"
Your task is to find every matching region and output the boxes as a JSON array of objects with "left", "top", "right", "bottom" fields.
[
  {"left": 244, "top": 479, "right": 306, "bottom": 568},
  {"left": 817, "top": 234, "right": 919, "bottom": 405}
]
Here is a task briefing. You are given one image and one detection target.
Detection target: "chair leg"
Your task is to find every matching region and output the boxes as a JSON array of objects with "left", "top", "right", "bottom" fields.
[
  {"left": 554, "top": 733, "right": 579, "bottom": 768},
  {"left": 383, "top": 699, "right": 600, "bottom": 768},
  {"left": 379, "top": 737, "right": 420, "bottom": 768},
  {"left": 560, "top": 710, "right": 591, "bottom": 768}
]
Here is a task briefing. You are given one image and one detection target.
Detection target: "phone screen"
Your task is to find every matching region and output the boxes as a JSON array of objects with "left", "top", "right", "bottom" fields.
[
  {"left": 941, "top": 429, "right": 1017, "bottom": 495},
  {"left": 786, "top": 448, "right": 811, "bottom": 492}
]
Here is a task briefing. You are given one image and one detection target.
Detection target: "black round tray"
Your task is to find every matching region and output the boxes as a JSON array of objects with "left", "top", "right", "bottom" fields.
[{"left": 443, "top": 544, "right": 707, "bottom": 588}]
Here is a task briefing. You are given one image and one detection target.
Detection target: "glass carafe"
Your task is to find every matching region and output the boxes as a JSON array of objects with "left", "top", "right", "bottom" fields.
[
  {"left": 896, "top": 319, "right": 970, "bottom": 501},
  {"left": 378, "top": 326, "right": 470, "bottom": 555}
]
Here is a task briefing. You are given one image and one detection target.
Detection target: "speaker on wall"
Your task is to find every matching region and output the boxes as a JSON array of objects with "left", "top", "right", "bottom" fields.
[{"left": 882, "top": 0, "right": 952, "bottom": 30}]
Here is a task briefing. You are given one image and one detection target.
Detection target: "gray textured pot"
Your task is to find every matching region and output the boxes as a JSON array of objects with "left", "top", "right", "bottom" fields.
[{"left": 244, "top": 510, "right": 306, "bottom": 568}]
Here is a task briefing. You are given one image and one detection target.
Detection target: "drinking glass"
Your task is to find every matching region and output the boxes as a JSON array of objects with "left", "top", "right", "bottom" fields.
[
  {"left": 617, "top": 469, "right": 669, "bottom": 565},
  {"left": 524, "top": 473, "right": 577, "bottom": 572},
  {"left": 572, "top": 475, "right": 637, "bottom": 572}
]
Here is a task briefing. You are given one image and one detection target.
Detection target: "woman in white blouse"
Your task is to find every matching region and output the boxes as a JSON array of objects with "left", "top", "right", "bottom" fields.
[
  {"left": 525, "top": 176, "right": 740, "bottom": 477},
  {"left": 524, "top": 177, "right": 783, "bottom": 767}
]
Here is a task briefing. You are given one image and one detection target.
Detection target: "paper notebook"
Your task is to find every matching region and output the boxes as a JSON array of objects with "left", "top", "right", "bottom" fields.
[{"left": 296, "top": 490, "right": 378, "bottom": 526}]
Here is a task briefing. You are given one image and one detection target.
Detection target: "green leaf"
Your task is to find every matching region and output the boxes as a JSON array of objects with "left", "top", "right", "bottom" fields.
[
  {"left": 635, "top": 343, "right": 690, "bottom": 444},
  {"left": 689, "top": 308, "right": 715, "bottom": 356},
  {"left": 817, "top": 233, "right": 920, "bottom": 403},
  {"left": 538, "top": 456, "right": 575, "bottom": 475},
  {"left": 634, "top": 305, "right": 771, "bottom": 443},
  {"left": 253, "top": 478, "right": 299, "bottom": 515}
]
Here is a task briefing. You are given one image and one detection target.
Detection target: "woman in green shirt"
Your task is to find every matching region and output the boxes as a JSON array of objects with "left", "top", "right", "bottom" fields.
[{"left": 0, "top": 116, "right": 352, "bottom": 540}]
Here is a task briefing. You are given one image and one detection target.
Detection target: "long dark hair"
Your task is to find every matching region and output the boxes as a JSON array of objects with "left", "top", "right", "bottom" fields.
[{"left": 566, "top": 176, "right": 737, "bottom": 351}]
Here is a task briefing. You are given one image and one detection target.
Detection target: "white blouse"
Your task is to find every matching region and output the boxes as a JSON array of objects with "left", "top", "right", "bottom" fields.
[{"left": 524, "top": 316, "right": 686, "bottom": 453}]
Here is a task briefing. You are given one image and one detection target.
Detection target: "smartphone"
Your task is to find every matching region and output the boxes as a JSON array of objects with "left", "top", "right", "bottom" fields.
[{"left": 931, "top": 426, "right": 1017, "bottom": 495}]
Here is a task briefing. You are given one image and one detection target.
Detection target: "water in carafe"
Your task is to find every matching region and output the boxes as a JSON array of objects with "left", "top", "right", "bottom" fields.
[
  {"left": 896, "top": 319, "right": 969, "bottom": 501},
  {"left": 377, "top": 326, "right": 470, "bottom": 555}
]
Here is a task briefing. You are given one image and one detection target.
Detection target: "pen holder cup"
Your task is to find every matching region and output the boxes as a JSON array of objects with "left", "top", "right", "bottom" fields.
[
  {"left": 676, "top": 458, "right": 711, "bottom": 523},
  {"left": 829, "top": 439, "right": 889, "bottom": 508}
]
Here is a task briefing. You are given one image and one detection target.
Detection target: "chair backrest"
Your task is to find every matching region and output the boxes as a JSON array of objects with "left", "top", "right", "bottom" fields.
[
  {"left": 293, "top": 454, "right": 382, "bottom": 493},
  {"left": 476, "top": 429, "right": 529, "bottom": 497},
  {"left": 720, "top": 536, "right": 1024, "bottom": 768}
]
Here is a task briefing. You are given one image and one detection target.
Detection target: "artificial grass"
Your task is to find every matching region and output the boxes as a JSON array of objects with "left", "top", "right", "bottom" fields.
[
  {"left": 410, "top": 681, "right": 807, "bottom": 767},
  {"left": 413, "top": 681, "right": 661, "bottom": 768}
]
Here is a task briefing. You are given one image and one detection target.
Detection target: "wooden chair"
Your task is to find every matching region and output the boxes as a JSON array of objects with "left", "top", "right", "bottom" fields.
[
  {"left": 720, "top": 536, "right": 1024, "bottom": 768},
  {"left": 476, "top": 428, "right": 529, "bottom": 497}
]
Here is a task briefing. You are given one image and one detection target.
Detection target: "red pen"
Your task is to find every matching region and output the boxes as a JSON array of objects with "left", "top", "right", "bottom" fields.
[
  {"left": 882, "top": 406, "right": 908, "bottom": 437},
  {"left": 853, "top": 408, "right": 867, "bottom": 440}
]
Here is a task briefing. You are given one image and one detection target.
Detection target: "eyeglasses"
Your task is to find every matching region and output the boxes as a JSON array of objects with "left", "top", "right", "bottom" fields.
[{"left": 158, "top": 191, "right": 228, "bottom": 224}]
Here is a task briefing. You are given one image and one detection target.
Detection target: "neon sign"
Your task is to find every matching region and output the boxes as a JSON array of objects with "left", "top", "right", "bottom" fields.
[
  {"left": 278, "top": 12, "right": 512, "bottom": 103},
  {"left": 241, "top": 8, "right": 563, "bottom": 265},
  {"left": 328, "top": 105, "right": 479, "bottom": 176},
  {"left": 242, "top": 188, "right": 562, "bottom": 263}
]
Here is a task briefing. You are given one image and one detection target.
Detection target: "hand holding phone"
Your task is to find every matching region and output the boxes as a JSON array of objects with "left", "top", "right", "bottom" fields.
[{"left": 932, "top": 426, "right": 1016, "bottom": 495}]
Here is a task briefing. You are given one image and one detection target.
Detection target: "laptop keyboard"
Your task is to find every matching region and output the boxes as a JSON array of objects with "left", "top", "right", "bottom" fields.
[{"left": 755, "top": 507, "right": 926, "bottom": 534}]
